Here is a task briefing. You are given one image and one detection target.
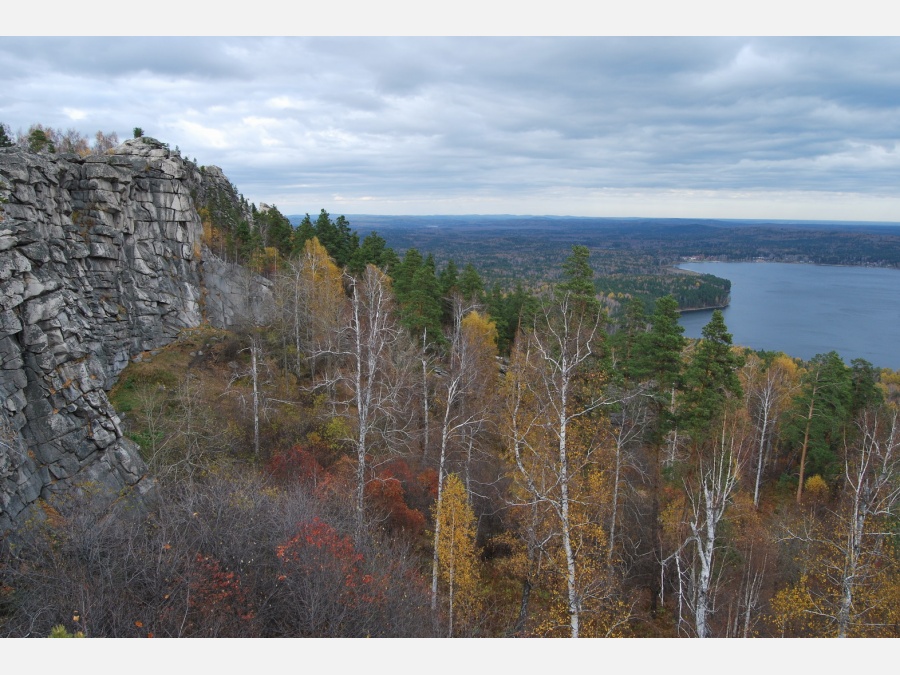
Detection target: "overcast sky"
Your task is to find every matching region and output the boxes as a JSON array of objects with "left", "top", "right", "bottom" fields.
[{"left": 2, "top": 36, "right": 900, "bottom": 221}]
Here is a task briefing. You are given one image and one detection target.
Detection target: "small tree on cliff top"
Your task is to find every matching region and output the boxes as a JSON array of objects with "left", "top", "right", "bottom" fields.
[{"left": 0, "top": 123, "right": 13, "bottom": 148}]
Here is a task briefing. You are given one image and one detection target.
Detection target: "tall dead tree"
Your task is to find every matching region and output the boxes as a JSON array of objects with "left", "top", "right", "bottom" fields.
[{"left": 314, "top": 264, "right": 414, "bottom": 538}]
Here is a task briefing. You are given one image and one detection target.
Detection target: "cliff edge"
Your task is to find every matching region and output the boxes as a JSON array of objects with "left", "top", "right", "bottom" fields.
[{"left": 0, "top": 138, "right": 268, "bottom": 532}]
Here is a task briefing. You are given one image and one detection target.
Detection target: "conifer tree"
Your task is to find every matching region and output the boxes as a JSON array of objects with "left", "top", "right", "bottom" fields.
[
  {"left": 0, "top": 122, "right": 13, "bottom": 148},
  {"left": 627, "top": 295, "right": 687, "bottom": 616},
  {"left": 785, "top": 351, "right": 852, "bottom": 501},
  {"left": 484, "top": 284, "right": 510, "bottom": 351},
  {"left": 314, "top": 208, "right": 337, "bottom": 253},
  {"left": 680, "top": 310, "right": 744, "bottom": 439},
  {"left": 312, "top": 210, "right": 357, "bottom": 267},
  {"left": 332, "top": 215, "right": 359, "bottom": 268},
  {"left": 393, "top": 248, "right": 424, "bottom": 303},
  {"left": 261, "top": 205, "right": 294, "bottom": 257},
  {"left": 27, "top": 126, "right": 55, "bottom": 153},
  {"left": 634, "top": 295, "right": 685, "bottom": 398},
  {"left": 610, "top": 296, "right": 647, "bottom": 382},
  {"left": 558, "top": 245, "right": 599, "bottom": 313},
  {"left": 849, "top": 358, "right": 882, "bottom": 416},
  {"left": 403, "top": 263, "right": 443, "bottom": 342},
  {"left": 458, "top": 264, "right": 485, "bottom": 304},
  {"left": 439, "top": 259, "right": 459, "bottom": 298},
  {"left": 349, "top": 231, "right": 394, "bottom": 275},
  {"left": 438, "top": 260, "right": 460, "bottom": 325},
  {"left": 291, "top": 214, "right": 316, "bottom": 255}
]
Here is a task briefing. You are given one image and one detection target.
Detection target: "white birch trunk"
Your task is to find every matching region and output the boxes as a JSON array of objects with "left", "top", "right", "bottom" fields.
[
  {"left": 687, "top": 418, "right": 742, "bottom": 638},
  {"left": 557, "top": 367, "right": 580, "bottom": 638},
  {"left": 836, "top": 410, "right": 900, "bottom": 636},
  {"left": 251, "top": 340, "right": 260, "bottom": 458}
]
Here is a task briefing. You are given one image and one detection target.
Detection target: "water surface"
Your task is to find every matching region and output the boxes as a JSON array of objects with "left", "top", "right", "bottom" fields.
[{"left": 677, "top": 262, "right": 900, "bottom": 369}]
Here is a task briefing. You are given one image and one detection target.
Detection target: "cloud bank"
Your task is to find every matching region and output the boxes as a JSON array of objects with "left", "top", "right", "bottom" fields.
[{"left": 2, "top": 37, "right": 899, "bottom": 220}]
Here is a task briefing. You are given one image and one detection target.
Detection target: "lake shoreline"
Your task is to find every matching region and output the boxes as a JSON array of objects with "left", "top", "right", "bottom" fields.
[
  {"left": 676, "top": 258, "right": 900, "bottom": 270},
  {"left": 676, "top": 261, "right": 900, "bottom": 370},
  {"left": 678, "top": 303, "right": 730, "bottom": 313}
]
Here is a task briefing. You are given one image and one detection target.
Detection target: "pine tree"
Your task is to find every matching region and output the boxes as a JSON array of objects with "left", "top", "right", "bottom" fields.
[
  {"left": 393, "top": 248, "right": 424, "bottom": 305},
  {"left": 291, "top": 214, "right": 316, "bottom": 256},
  {"left": 610, "top": 296, "right": 647, "bottom": 382},
  {"left": 349, "top": 231, "right": 394, "bottom": 275},
  {"left": 263, "top": 205, "right": 294, "bottom": 257},
  {"left": 402, "top": 263, "right": 443, "bottom": 342},
  {"left": 634, "top": 295, "right": 685, "bottom": 394},
  {"left": 849, "top": 358, "right": 882, "bottom": 415},
  {"left": 332, "top": 215, "right": 359, "bottom": 268},
  {"left": 557, "top": 245, "right": 599, "bottom": 313},
  {"left": 27, "top": 126, "right": 55, "bottom": 153},
  {"left": 0, "top": 122, "right": 13, "bottom": 148},
  {"left": 439, "top": 259, "right": 459, "bottom": 298},
  {"left": 458, "top": 264, "right": 484, "bottom": 304},
  {"left": 484, "top": 284, "right": 510, "bottom": 352},
  {"left": 632, "top": 295, "right": 687, "bottom": 616},
  {"left": 784, "top": 351, "right": 853, "bottom": 499},
  {"left": 680, "top": 310, "right": 744, "bottom": 439}
]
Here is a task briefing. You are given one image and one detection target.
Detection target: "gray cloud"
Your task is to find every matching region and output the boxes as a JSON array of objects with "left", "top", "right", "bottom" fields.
[{"left": 1, "top": 37, "right": 899, "bottom": 219}]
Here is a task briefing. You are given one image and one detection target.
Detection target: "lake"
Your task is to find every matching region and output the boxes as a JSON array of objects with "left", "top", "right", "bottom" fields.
[{"left": 677, "top": 262, "right": 900, "bottom": 370}]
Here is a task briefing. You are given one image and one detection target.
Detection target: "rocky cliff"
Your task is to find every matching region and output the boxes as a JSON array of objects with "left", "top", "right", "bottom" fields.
[{"left": 0, "top": 138, "right": 270, "bottom": 533}]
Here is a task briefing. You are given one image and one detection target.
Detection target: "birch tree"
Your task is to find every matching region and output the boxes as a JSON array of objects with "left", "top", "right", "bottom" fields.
[
  {"left": 677, "top": 415, "right": 747, "bottom": 638},
  {"left": 741, "top": 353, "right": 799, "bottom": 508},
  {"left": 505, "top": 290, "right": 610, "bottom": 637},
  {"left": 834, "top": 408, "right": 900, "bottom": 636},
  {"left": 249, "top": 334, "right": 262, "bottom": 459},
  {"left": 430, "top": 299, "right": 498, "bottom": 610},
  {"left": 274, "top": 237, "right": 344, "bottom": 379},
  {"left": 773, "top": 407, "right": 900, "bottom": 636},
  {"left": 662, "top": 310, "right": 746, "bottom": 637},
  {"left": 315, "top": 264, "right": 414, "bottom": 538},
  {"left": 603, "top": 384, "right": 652, "bottom": 563}
]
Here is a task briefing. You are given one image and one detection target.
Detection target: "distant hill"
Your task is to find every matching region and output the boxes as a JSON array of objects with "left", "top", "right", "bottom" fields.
[{"left": 287, "top": 214, "right": 900, "bottom": 293}]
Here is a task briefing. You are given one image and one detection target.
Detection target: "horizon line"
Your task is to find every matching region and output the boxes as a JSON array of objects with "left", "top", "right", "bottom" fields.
[{"left": 284, "top": 213, "right": 900, "bottom": 226}]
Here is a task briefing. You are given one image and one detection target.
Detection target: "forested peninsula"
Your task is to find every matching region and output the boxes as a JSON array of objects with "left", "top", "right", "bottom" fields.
[{"left": 2, "top": 133, "right": 900, "bottom": 639}]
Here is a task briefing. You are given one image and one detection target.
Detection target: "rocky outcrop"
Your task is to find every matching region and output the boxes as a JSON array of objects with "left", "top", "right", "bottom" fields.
[
  {"left": 202, "top": 249, "right": 274, "bottom": 328},
  {"left": 0, "top": 138, "right": 269, "bottom": 533}
]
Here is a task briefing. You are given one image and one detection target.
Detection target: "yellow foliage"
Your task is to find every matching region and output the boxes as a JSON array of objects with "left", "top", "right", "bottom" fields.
[
  {"left": 769, "top": 575, "right": 816, "bottom": 637},
  {"left": 460, "top": 310, "right": 500, "bottom": 413},
  {"left": 322, "top": 416, "right": 351, "bottom": 448},
  {"left": 772, "top": 511, "right": 900, "bottom": 637},
  {"left": 501, "top": 340, "right": 627, "bottom": 636},
  {"left": 435, "top": 474, "right": 480, "bottom": 635},
  {"left": 804, "top": 474, "right": 829, "bottom": 500},
  {"left": 461, "top": 310, "right": 498, "bottom": 360},
  {"left": 249, "top": 246, "right": 280, "bottom": 274},
  {"left": 879, "top": 368, "right": 900, "bottom": 387},
  {"left": 300, "top": 238, "right": 345, "bottom": 342}
]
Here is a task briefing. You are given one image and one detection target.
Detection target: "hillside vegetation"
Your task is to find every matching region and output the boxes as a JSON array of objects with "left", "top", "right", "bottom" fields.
[{"left": 3, "top": 169, "right": 900, "bottom": 638}]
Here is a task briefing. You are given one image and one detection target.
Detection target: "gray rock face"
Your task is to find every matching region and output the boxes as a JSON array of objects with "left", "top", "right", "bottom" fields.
[
  {"left": 0, "top": 138, "right": 269, "bottom": 533},
  {"left": 202, "top": 249, "right": 273, "bottom": 328}
]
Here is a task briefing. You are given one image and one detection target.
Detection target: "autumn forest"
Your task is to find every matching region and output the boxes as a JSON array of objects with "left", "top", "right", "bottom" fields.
[{"left": 3, "top": 197, "right": 900, "bottom": 639}]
